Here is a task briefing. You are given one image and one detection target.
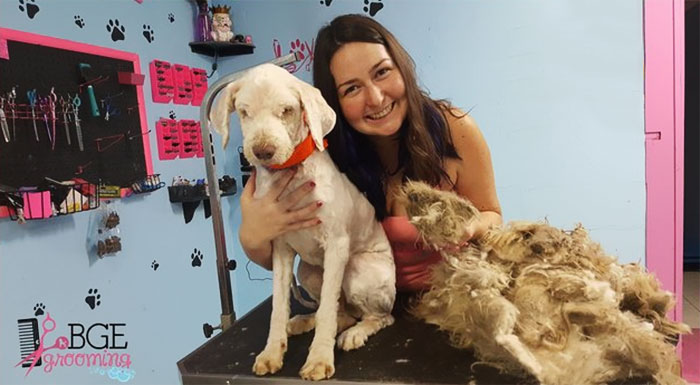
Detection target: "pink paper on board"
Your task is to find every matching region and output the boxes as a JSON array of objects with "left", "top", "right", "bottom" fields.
[
  {"left": 0, "top": 38, "right": 9, "bottom": 60},
  {"left": 22, "top": 191, "right": 52, "bottom": 219}
]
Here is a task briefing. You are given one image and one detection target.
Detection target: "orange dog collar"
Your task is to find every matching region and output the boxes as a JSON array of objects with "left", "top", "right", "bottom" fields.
[{"left": 268, "top": 134, "right": 328, "bottom": 170}]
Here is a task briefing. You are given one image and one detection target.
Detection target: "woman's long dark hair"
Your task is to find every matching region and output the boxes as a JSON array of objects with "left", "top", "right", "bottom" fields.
[{"left": 313, "top": 14, "right": 460, "bottom": 220}]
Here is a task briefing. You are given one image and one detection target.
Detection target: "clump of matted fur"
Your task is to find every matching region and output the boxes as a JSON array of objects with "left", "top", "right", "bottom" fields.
[
  {"left": 399, "top": 180, "right": 480, "bottom": 249},
  {"left": 396, "top": 181, "right": 690, "bottom": 385}
]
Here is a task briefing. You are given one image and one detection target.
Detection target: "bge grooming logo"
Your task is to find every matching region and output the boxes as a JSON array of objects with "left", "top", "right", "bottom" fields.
[{"left": 16, "top": 313, "right": 132, "bottom": 376}]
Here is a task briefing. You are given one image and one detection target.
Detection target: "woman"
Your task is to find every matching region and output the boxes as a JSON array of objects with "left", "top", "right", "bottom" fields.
[{"left": 238, "top": 14, "right": 501, "bottom": 292}]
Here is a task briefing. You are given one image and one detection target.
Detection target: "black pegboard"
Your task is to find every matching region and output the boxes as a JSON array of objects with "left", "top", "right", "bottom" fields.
[{"left": 0, "top": 36, "right": 149, "bottom": 188}]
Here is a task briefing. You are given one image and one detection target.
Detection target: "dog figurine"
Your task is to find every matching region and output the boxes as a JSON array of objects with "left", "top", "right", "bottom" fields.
[{"left": 210, "top": 64, "right": 396, "bottom": 381}]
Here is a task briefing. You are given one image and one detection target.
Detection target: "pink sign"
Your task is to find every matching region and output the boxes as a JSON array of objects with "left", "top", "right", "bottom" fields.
[{"left": 0, "top": 38, "right": 9, "bottom": 60}]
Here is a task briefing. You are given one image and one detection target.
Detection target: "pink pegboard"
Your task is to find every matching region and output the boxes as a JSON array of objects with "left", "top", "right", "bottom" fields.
[
  {"left": 155, "top": 118, "right": 180, "bottom": 160},
  {"left": 149, "top": 60, "right": 175, "bottom": 103},
  {"left": 191, "top": 68, "right": 208, "bottom": 106},
  {"left": 173, "top": 64, "right": 193, "bottom": 105},
  {"left": 178, "top": 120, "right": 200, "bottom": 158},
  {"left": 195, "top": 122, "right": 204, "bottom": 158}
]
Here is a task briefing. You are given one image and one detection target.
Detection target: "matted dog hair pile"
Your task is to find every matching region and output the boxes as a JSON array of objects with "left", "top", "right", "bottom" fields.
[{"left": 397, "top": 181, "right": 690, "bottom": 385}]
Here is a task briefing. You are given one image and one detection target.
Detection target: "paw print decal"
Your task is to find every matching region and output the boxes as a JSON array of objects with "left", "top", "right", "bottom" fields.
[
  {"left": 142, "top": 24, "right": 155, "bottom": 43},
  {"left": 18, "top": 0, "right": 39, "bottom": 19},
  {"left": 168, "top": 13, "right": 175, "bottom": 23},
  {"left": 363, "top": 0, "right": 384, "bottom": 16},
  {"left": 33, "top": 303, "right": 45, "bottom": 316},
  {"left": 85, "top": 288, "right": 101, "bottom": 309},
  {"left": 106, "top": 19, "right": 126, "bottom": 42},
  {"left": 319, "top": 0, "right": 332, "bottom": 6},
  {"left": 74, "top": 15, "right": 85, "bottom": 28},
  {"left": 191, "top": 248, "right": 203, "bottom": 267},
  {"left": 168, "top": 110, "right": 176, "bottom": 119},
  {"left": 151, "top": 260, "right": 159, "bottom": 271},
  {"left": 290, "top": 39, "right": 307, "bottom": 61}
]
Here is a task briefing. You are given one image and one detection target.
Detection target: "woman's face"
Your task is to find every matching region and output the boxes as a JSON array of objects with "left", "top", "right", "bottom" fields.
[{"left": 330, "top": 42, "right": 407, "bottom": 138}]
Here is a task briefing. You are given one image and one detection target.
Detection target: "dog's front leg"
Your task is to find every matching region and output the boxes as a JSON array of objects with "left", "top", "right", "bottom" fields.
[
  {"left": 299, "top": 235, "right": 349, "bottom": 381},
  {"left": 253, "top": 241, "right": 295, "bottom": 376}
]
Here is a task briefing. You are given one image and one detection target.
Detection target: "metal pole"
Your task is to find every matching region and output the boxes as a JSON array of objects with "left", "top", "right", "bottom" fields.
[{"left": 199, "top": 53, "right": 300, "bottom": 332}]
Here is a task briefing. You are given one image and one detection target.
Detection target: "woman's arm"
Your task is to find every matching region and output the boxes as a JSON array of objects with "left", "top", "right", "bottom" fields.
[
  {"left": 238, "top": 169, "right": 323, "bottom": 270},
  {"left": 447, "top": 110, "right": 503, "bottom": 240}
]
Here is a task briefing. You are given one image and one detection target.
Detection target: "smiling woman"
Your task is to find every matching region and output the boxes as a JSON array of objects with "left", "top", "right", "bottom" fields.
[{"left": 310, "top": 14, "right": 503, "bottom": 292}]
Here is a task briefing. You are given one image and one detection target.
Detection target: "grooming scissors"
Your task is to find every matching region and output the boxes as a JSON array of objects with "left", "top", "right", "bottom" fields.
[
  {"left": 40, "top": 94, "right": 55, "bottom": 147},
  {"left": 8, "top": 87, "right": 17, "bottom": 141},
  {"left": 47, "top": 88, "right": 57, "bottom": 150},
  {"left": 72, "top": 94, "right": 84, "bottom": 151},
  {"left": 59, "top": 96, "right": 72, "bottom": 145},
  {"left": 26, "top": 89, "right": 39, "bottom": 142},
  {"left": 0, "top": 97, "right": 10, "bottom": 142}
]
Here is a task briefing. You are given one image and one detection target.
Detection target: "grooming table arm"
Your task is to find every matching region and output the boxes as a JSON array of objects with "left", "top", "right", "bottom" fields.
[{"left": 198, "top": 53, "right": 301, "bottom": 333}]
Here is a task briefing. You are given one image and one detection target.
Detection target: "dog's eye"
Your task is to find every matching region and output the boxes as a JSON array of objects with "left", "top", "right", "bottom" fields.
[
  {"left": 281, "top": 107, "right": 294, "bottom": 117},
  {"left": 239, "top": 110, "right": 249, "bottom": 119}
]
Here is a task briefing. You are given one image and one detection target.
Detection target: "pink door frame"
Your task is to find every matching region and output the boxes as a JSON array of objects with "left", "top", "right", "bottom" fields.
[
  {"left": 644, "top": 0, "right": 684, "bottom": 323},
  {"left": 644, "top": 0, "right": 699, "bottom": 381}
]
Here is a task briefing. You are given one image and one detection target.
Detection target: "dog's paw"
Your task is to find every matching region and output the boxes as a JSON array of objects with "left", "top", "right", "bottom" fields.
[
  {"left": 252, "top": 343, "right": 286, "bottom": 375},
  {"left": 336, "top": 325, "right": 369, "bottom": 351},
  {"left": 287, "top": 313, "right": 316, "bottom": 335},
  {"left": 299, "top": 350, "right": 334, "bottom": 381}
]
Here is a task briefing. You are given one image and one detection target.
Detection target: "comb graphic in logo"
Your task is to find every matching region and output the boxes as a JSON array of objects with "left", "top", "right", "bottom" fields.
[{"left": 17, "top": 318, "right": 41, "bottom": 368}]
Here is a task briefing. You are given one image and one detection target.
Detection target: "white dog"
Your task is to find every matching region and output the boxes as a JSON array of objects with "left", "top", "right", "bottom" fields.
[{"left": 210, "top": 64, "right": 396, "bottom": 381}]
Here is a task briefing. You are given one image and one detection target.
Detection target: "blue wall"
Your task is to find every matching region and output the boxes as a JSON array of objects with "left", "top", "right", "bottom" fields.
[{"left": 0, "top": 1, "right": 644, "bottom": 384}]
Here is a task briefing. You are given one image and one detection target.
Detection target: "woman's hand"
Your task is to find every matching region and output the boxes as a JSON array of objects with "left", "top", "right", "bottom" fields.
[{"left": 238, "top": 168, "right": 323, "bottom": 269}]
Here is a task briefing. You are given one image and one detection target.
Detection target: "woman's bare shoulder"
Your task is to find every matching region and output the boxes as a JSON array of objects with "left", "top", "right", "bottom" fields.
[{"left": 440, "top": 106, "right": 482, "bottom": 153}]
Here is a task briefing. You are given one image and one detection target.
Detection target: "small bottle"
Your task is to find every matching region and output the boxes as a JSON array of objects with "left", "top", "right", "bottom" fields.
[{"left": 194, "top": 0, "right": 212, "bottom": 42}]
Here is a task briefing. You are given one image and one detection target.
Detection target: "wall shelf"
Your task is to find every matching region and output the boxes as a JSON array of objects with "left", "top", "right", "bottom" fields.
[{"left": 188, "top": 41, "right": 255, "bottom": 57}]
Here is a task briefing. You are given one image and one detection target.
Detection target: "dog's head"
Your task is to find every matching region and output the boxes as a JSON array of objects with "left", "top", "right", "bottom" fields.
[{"left": 209, "top": 64, "right": 336, "bottom": 168}]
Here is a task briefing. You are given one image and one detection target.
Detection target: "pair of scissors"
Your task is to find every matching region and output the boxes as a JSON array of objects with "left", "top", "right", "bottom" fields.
[
  {"left": 14, "top": 313, "right": 69, "bottom": 376},
  {"left": 72, "top": 94, "right": 84, "bottom": 151},
  {"left": 47, "top": 88, "right": 57, "bottom": 150},
  {"left": 40, "top": 95, "right": 55, "bottom": 147},
  {"left": 59, "top": 96, "right": 72, "bottom": 146},
  {"left": 0, "top": 97, "right": 10, "bottom": 142},
  {"left": 8, "top": 87, "right": 17, "bottom": 141},
  {"left": 26, "top": 89, "right": 39, "bottom": 142}
]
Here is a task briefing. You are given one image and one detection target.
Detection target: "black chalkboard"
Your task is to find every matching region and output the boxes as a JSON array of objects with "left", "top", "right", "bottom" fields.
[{"left": 0, "top": 30, "right": 150, "bottom": 188}]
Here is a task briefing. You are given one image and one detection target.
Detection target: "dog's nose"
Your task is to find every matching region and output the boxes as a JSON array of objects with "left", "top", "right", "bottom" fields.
[{"left": 253, "top": 144, "right": 276, "bottom": 161}]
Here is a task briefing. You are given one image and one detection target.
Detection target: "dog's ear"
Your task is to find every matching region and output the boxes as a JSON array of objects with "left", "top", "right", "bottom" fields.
[
  {"left": 295, "top": 80, "right": 336, "bottom": 151},
  {"left": 209, "top": 80, "right": 241, "bottom": 149}
]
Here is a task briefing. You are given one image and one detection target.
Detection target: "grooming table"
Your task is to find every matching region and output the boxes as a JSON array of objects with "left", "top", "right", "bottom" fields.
[{"left": 177, "top": 295, "right": 654, "bottom": 384}]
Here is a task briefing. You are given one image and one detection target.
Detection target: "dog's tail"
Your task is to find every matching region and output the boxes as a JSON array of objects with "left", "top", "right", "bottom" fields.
[{"left": 291, "top": 275, "right": 319, "bottom": 310}]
